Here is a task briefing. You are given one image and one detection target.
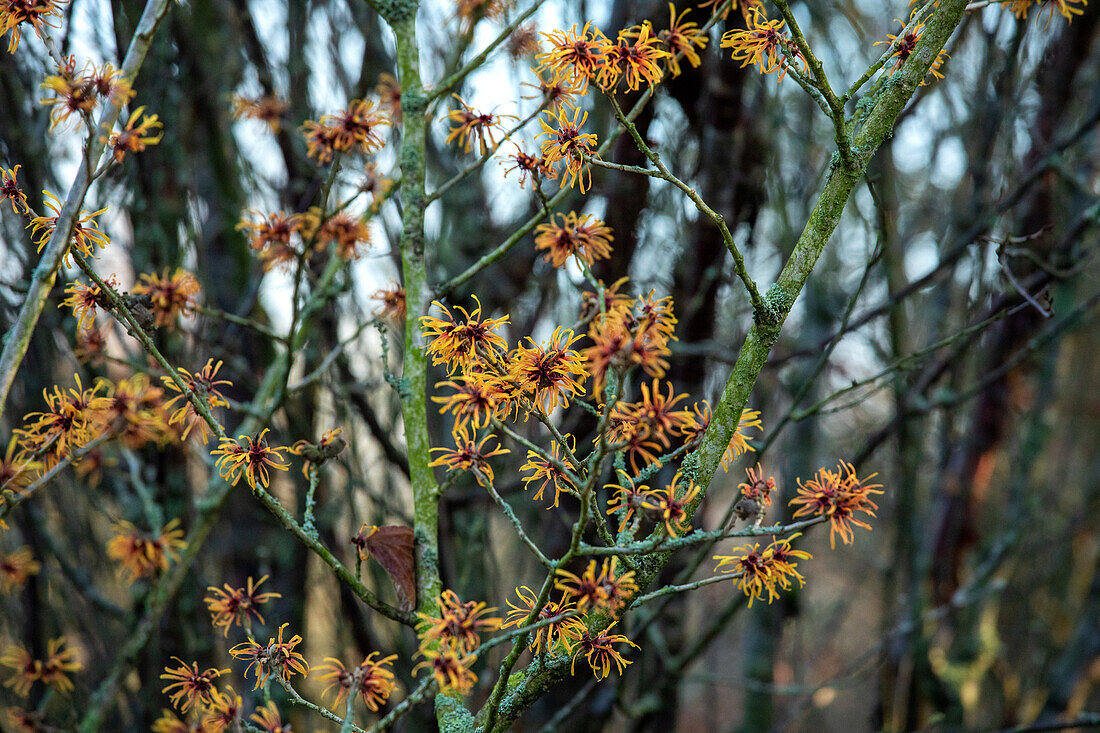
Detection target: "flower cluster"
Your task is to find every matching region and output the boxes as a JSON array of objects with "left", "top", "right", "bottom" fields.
[
  {"left": 106, "top": 517, "right": 187, "bottom": 582},
  {"left": 27, "top": 190, "right": 110, "bottom": 265},
  {"left": 301, "top": 98, "right": 389, "bottom": 164},
  {"left": 0, "top": 0, "right": 66, "bottom": 53},
  {"left": 875, "top": 13, "right": 948, "bottom": 85},
  {"left": 132, "top": 268, "right": 201, "bottom": 327},
  {"left": 39, "top": 54, "right": 133, "bottom": 129},
  {"left": 238, "top": 206, "right": 372, "bottom": 268},
  {"left": 414, "top": 589, "right": 501, "bottom": 693},
  {"left": 719, "top": 6, "right": 807, "bottom": 81},
  {"left": 1, "top": 637, "right": 81, "bottom": 696},
  {"left": 446, "top": 94, "right": 517, "bottom": 155},
  {"left": 316, "top": 652, "right": 398, "bottom": 712},
  {"left": 204, "top": 575, "right": 281, "bottom": 636},
  {"left": 790, "top": 460, "right": 884, "bottom": 548},
  {"left": 713, "top": 534, "right": 813, "bottom": 606},
  {"left": 212, "top": 428, "right": 290, "bottom": 491},
  {"left": 228, "top": 622, "right": 310, "bottom": 690},
  {"left": 534, "top": 210, "right": 614, "bottom": 267}
]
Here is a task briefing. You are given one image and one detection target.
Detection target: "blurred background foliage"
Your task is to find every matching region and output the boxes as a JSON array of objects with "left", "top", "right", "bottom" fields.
[{"left": 1, "top": 0, "right": 1098, "bottom": 730}]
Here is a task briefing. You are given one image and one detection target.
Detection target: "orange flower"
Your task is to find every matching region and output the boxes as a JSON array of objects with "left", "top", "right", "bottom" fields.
[
  {"left": 413, "top": 648, "right": 477, "bottom": 694},
  {"left": 0, "top": 547, "right": 41, "bottom": 593},
  {"left": 132, "top": 268, "right": 200, "bottom": 327},
  {"left": 1, "top": 164, "right": 28, "bottom": 214},
  {"left": 160, "top": 657, "right": 226, "bottom": 712},
  {"left": 642, "top": 471, "right": 700, "bottom": 537},
  {"left": 509, "top": 326, "right": 587, "bottom": 413},
  {"left": 508, "top": 23, "right": 540, "bottom": 59},
  {"left": 719, "top": 7, "right": 806, "bottom": 81},
  {"left": 60, "top": 276, "right": 116, "bottom": 331},
  {"left": 719, "top": 408, "right": 763, "bottom": 471},
  {"left": 594, "top": 24, "right": 669, "bottom": 91},
  {"left": 874, "top": 14, "right": 949, "bottom": 85},
  {"left": 316, "top": 211, "right": 371, "bottom": 260},
  {"left": 238, "top": 210, "right": 316, "bottom": 270},
  {"left": 501, "top": 144, "right": 556, "bottom": 188},
  {"left": 766, "top": 533, "right": 812, "bottom": 591},
  {"left": 433, "top": 373, "right": 506, "bottom": 431},
  {"left": 316, "top": 652, "right": 398, "bottom": 711},
  {"left": 212, "top": 428, "right": 290, "bottom": 490},
  {"left": 1009, "top": 0, "right": 1086, "bottom": 22},
  {"left": 0, "top": 643, "right": 40, "bottom": 695},
  {"left": 789, "top": 461, "right": 884, "bottom": 547},
  {"left": 429, "top": 423, "right": 509, "bottom": 488},
  {"left": 39, "top": 57, "right": 132, "bottom": 129},
  {"left": 417, "top": 589, "right": 502, "bottom": 654},
  {"left": 322, "top": 98, "right": 389, "bottom": 154},
  {"left": 205, "top": 574, "right": 281, "bottom": 636},
  {"left": 229, "top": 623, "right": 309, "bottom": 690},
  {"left": 0, "top": 0, "right": 66, "bottom": 53},
  {"left": 0, "top": 437, "right": 41, "bottom": 494},
  {"left": 38, "top": 637, "right": 81, "bottom": 693},
  {"left": 605, "top": 474, "right": 653, "bottom": 532},
  {"left": 523, "top": 66, "right": 585, "bottom": 110},
  {"left": 376, "top": 73, "right": 402, "bottom": 124},
  {"left": 713, "top": 541, "right": 778, "bottom": 606},
  {"left": 202, "top": 686, "right": 243, "bottom": 731},
  {"left": 249, "top": 701, "right": 291, "bottom": 732},
  {"left": 420, "top": 296, "right": 510, "bottom": 373},
  {"left": 106, "top": 518, "right": 187, "bottom": 582},
  {"left": 105, "top": 106, "right": 163, "bottom": 162},
  {"left": 519, "top": 438, "right": 576, "bottom": 507},
  {"left": 301, "top": 119, "right": 341, "bottom": 163},
  {"left": 372, "top": 283, "right": 406, "bottom": 322},
  {"left": 445, "top": 95, "right": 515, "bottom": 155},
  {"left": 231, "top": 94, "right": 288, "bottom": 131},
  {"left": 555, "top": 558, "right": 637, "bottom": 612},
  {"left": 739, "top": 463, "right": 776, "bottom": 507},
  {"left": 534, "top": 211, "right": 614, "bottom": 267},
  {"left": 651, "top": 3, "right": 709, "bottom": 77},
  {"left": 27, "top": 190, "right": 111, "bottom": 265},
  {"left": 537, "top": 22, "right": 608, "bottom": 91},
  {"left": 537, "top": 104, "right": 599, "bottom": 192},
  {"left": 161, "top": 358, "right": 232, "bottom": 444}
]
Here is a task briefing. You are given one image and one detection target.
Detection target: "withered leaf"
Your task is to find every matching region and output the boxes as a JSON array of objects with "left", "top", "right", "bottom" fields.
[{"left": 358, "top": 524, "right": 416, "bottom": 612}]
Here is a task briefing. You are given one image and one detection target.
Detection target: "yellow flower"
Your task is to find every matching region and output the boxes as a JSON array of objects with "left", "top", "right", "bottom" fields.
[
  {"left": 719, "top": 7, "right": 806, "bottom": 81},
  {"left": 537, "top": 105, "right": 599, "bottom": 193},
  {"left": 428, "top": 423, "right": 510, "bottom": 488},
  {"left": 509, "top": 326, "right": 587, "bottom": 413},
  {"left": 562, "top": 621, "right": 638, "bottom": 680},
  {"left": 27, "top": 190, "right": 111, "bottom": 265},
  {"left": 160, "top": 657, "right": 226, "bottom": 713},
  {"left": 104, "top": 105, "right": 163, "bottom": 162},
  {"left": 502, "top": 586, "right": 578, "bottom": 654},
  {"left": 536, "top": 22, "right": 608, "bottom": 92},
  {"left": 229, "top": 623, "right": 309, "bottom": 690},
  {"left": 212, "top": 428, "right": 290, "bottom": 490}
]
